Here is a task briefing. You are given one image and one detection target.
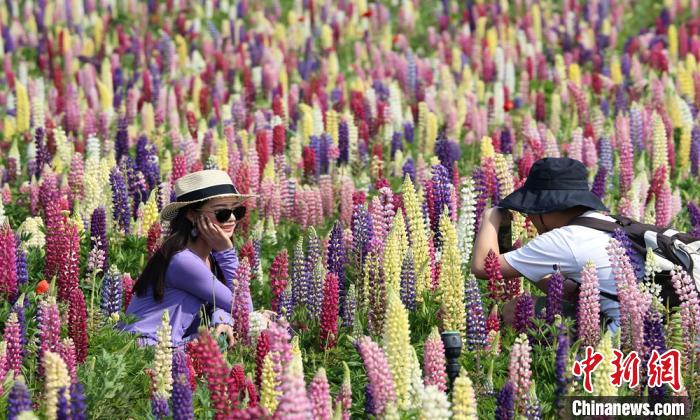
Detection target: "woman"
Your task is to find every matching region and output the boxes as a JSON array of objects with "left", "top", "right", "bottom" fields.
[{"left": 122, "top": 169, "right": 261, "bottom": 349}]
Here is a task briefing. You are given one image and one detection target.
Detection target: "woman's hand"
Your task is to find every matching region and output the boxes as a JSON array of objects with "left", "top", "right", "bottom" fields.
[
  {"left": 197, "top": 214, "right": 233, "bottom": 252},
  {"left": 213, "top": 323, "right": 237, "bottom": 349}
]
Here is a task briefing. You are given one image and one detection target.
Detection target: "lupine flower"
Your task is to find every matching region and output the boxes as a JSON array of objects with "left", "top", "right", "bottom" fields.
[
  {"left": 355, "top": 336, "right": 397, "bottom": 417},
  {"left": 612, "top": 229, "right": 644, "bottom": 281},
  {"left": 274, "top": 351, "right": 312, "bottom": 418},
  {"left": 591, "top": 166, "right": 607, "bottom": 199},
  {"left": 153, "top": 311, "right": 174, "bottom": 413},
  {"left": 643, "top": 307, "right": 667, "bottom": 397},
  {"left": 457, "top": 178, "right": 477, "bottom": 266},
  {"left": 462, "top": 274, "right": 487, "bottom": 351},
  {"left": 341, "top": 283, "right": 357, "bottom": 329},
  {"left": 554, "top": 319, "right": 571, "bottom": 410},
  {"left": 607, "top": 238, "right": 650, "bottom": 352},
  {"left": 429, "top": 165, "right": 452, "bottom": 246},
  {"left": 508, "top": 333, "right": 532, "bottom": 411},
  {"left": 320, "top": 272, "right": 339, "bottom": 349},
  {"left": 514, "top": 293, "right": 535, "bottom": 336},
  {"left": 37, "top": 297, "right": 61, "bottom": 363},
  {"left": 110, "top": 167, "right": 131, "bottom": 234},
  {"left": 592, "top": 332, "right": 617, "bottom": 396},
  {"left": 232, "top": 259, "right": 252, "bottom": 344},
  {"left": 101, "top": 267, "right": 123, "bottom": 318},
  {"left": 68, "top": 382, "right": 87, "bottom": 420},
  {"left": 419, "top": 384, "right": 451, "bottom": 419},
  {"left": 438, "top": 212, "right": 467, "bottom": 338},
  {"left": 270, "top": 250, "right": 289, "bottom": 313},
  {"left": 366, "top": 249, "right": 386, "bottom": 337},
  {"left": 495, "top": 382, "right": 515, "bottom": 420},
  {"left": 545, "top": 269, "right": 564, "bottom": 323},
  {"left": 382, "top": 287, "right": 413, "bottom": 409},
  {"left": 451, "top": 368, "right": 477, "bottom": 419},
  {"left": 577, "top": 261, "right": 601, "bottom": 347},
  {"left": 8, "top": 378, "right": 33, "bottom": 419},
  {"left": 308, "top": 368, "right": 331, "bottom": 420},
  {"left": 59, "top": 338, "right": 77, "bottom": 382},
  {"left": 0, "top": 224, "right": 18, "bottom": 300},
  {"left": 422, "top": 327, "right": 447, "bottom": 392},
  {"left": 44, "top": 351, "right": 71, "bottom": 420},
  {"left": 384, "top": 213, "right": 408, "bottom": 293},
  {"left": 484, "top": 250, "right": 506, "bottom": 302},
  {"left": 14, "top": 235, "right": 28, "bottom": 286},
  {"left": 90, "top": 207, "right": 109, "bottom": 272},
  {"left": 228, "top": 364, "right": 246, "bottom": 404},
  {"left": 402, "top": 175, "right": 431, "bottom": 301},
  {"left": 3, "top": 312, "right": 22, "bottom": 377},
  {"left": 187, "top": 329, "right": 232, "bottom": 416},
  {"left": 171, "top": 366, "right": 193, "bottom": 420},
  {"left": 291, "top": 237, "right": 308, "bottom": 311},
  {"left": 400, "top": 249, "right": 417, "bottom": 311},
  {"left": 525, "top": 385, "right": 543, "bottom": 420},
  {"left": 68, "top": 287, "right": 88, "bottom": 363},
  {"left": 670, "top": 266, "right": 700, "bottom": 368},
  {"left": 334, "top": 362, "right": 352, "bottom": 420},
  {"left": 122, "top": 273, "right": 134, "bottom": 311},
  {"left": 327, "top": 221, "right": 347, "bottom": 305}
]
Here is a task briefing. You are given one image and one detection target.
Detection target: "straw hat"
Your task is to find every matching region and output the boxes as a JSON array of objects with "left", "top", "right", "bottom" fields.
[{"left": 160, "top": 170, "right": 256, "bottom": 221}]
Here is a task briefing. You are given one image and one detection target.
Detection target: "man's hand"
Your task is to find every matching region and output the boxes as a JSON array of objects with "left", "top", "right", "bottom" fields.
[
  {"left": 197, "top": 214, "right": 234, "bottom": 252},
  {"left": 213, "top": 323, "right": 236, "bottom": 349}
]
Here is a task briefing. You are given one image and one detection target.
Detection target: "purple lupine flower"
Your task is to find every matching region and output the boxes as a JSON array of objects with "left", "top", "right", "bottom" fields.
[
  {"left": 14, "top": 234, "right": 27, "bottom": 286},
  {"left": 69, "top": 382, "right": 87, "bottom": 420},
  {"left": 319, "top": 133, "right": 332, "bottom": 175},
  {"left": 472, "top": 167, "right": 488, "bottom": 233},
  {"left": 402, "top": 158, "right": 416, "bottom": 184},
  {"left": 90, "top": 207, "right": 109, "bottom": 272},
  {"left": 290, "top": 237, "right": 306, "bottom": 310},
  {"left": 8, "top": 379, "right": 33, "bottom": 419},
  {"left": 630, "top": 106, "right": 644, "bottom": 152},
  {"left": 355, "top": 336, "right": 397, "bottom": 416},
  {"left": 57, "top": 387, "right": 70, "bottom": 419},
  {"left": 591, "top": 165, "right": 607, "bottom": 199},
  {"left": 328, "top": 221, "right": 347, "bottom": 305},
  {"left": 110, "top": 167, "right": 131, "bottom": 234},
  {"left": 597, "top": 137, "right": 613, "bottom": 174},
  {"left": 514, "top": 293, "right": 535, "bottom": 336},
  {"left": 612, "top": 229, "right": 644, "bottom": 281},
  {"left": 545, "top": 269, "right": 565, "bottom": 323},
  {"left": 390, "top": 132, "right": 403, "bottom": 159},
  {"left": 115, "top": 117, "right": 129, "bottom": 162},
  {"left": 400, "top": 249, "right": 416, "bottom": 311},
  {"left": 279, "top": 285, "right": 294, "bottom": 320},
  {"left": 100, "top": 268, "right": 123, "bottom": 317},
  {"left": 351, "top": 204, "right": 373, "bottom": 276},
  {"left": 309, "top": 135, "right": 321, "bottom": 179},
  {"left": 121, "top": 156, "right": 149, "bottom": 218},
  {"left": 3, "top": 313, "right": 22, "bottom": 376},
  {"left": 407, "top": 51, "right": 417, "bottom": 98},
  {"left": 688, "top": 202, "right": 700, "bottom": 237},
  {"left": 35, "top": 127, "right": 51, "bottom": 177},
  {"left": 151, "top": 394, "right": 170, "bottom": 418},
  {"left": 691, "top": 126, "right": 700, "bottom": 176},
  {"left": 171, "top": 354, "right": 194, "bottom": 420},
  {"left": 465, "top": 275, "right": 487, "bottom": 350},
  {"left": 434, "top": 132, "right": 461, "bottom": 180},
  {"left": 554, "top": 322, "right": 570, "bottom": 411},
  {"left": 495, "top": 382, "right": 515, "bottom": 420},
  {"left": 600, "top": 99, "right": 610, "bottom": 117},
  {"left": 11, "top": 298, "right": 27, "bottom": 355},
  {"left": 430, "top": 164, "right": 452, "bottom": 248},
  {"left": 341, "top": 284, "right": 357, "bottom": 328},
  {"left": 403, "top": 122, "right": 414, "bottom": 144},
  {"left": 501, "top": 129, "right": 513, "bottom": 155},
  {"left": 614, "top": 85, "right": 628, "bottom": 116},
  {"left": 338, "top": 121, "right": 349, "bottom": 165},
  {"left": 643, "top": 307, "right": 667, "bottom": 397}
]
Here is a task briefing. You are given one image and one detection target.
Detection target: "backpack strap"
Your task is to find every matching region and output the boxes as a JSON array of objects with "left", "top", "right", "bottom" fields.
[
  {"left": 566, "top": 216, "right": 623, "bottom": 233},
  {"left": 567, "top": 215, "right": 648, "bottom": 254}
]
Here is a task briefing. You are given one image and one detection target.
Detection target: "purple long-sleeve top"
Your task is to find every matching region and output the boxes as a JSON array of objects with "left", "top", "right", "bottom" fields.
[{"left": 121, "top": 247, "right": 253, "bottom": 347}]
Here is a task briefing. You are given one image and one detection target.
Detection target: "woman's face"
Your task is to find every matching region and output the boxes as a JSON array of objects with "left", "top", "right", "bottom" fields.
[{"left": 196, "top": 197, "right": 242, "bottom": 237}]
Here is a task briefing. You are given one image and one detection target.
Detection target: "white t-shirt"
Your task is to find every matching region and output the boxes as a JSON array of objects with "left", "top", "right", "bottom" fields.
[{"left": 503, "top": 211, "right": 635, "bottom": 333}]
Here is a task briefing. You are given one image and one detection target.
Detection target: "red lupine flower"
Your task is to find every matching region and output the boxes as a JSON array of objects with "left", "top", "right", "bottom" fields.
[
  {"left": 68, "top": 287, "right": 88, "bottom": 363},
  {"left": 320, "top": 272, "right": 340, "bottom": 349},
  {"left": 269, "top": 250, "right": 289, "bottom": 313}
]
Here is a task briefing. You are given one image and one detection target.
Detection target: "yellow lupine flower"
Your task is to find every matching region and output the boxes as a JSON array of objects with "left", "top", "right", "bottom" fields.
[
  {"left": 438, "top": 211, "right": 466, "bottom": 339},
  {"left": 82, "top": 157, "right": 101, "bottom": 219},
  {"left": 321, "top": 24, "right": 333, "bottom": 49},
  {"left": 476, "top": 16, "right": 487, "bottom": 40},
  {"left": 312, "top": 104, "right": 324, "bottom": 138},
  {"left": 93, "top": 16, "right": 104, "bottom": 50},
  {"left": 326, "top": 109, "right": 339, "bottom": 146},
  {"left": 43, "top": 351, "right": 71, "bottom": 420},
  {"left": 291, "top": 335, "right": 304, "bottom": 377},
  {"left": 568, "top": 63, "right": 581, "bottom": 87},
  {"left": 15, "top": 82, "right": 30, "bottom": 133},
  {"left": 486, "top": 27, "right": 498, "bottom": 56},
  {"left": 175, "top": 35, "right": 188, "bottom": 68},
  {"left": 384, "top": 212, "right": 408, "bottom": 293},
  {"left": 555, "top": 54, "right": 566, "bottom": 83},
  {"left": 154, "top": 310, "right": 174, "bottom": 399},
  {"left": 610, "top": 55, "right": 623, "bottom": 85},
  {"left": 216, "top": 137, "right": 229, "bottom": 171},
  {"left": 687, "top": 53, "right": 697, "bottom": 73},
  {"left": 383, "top": 287, "right": 413, "bottom": 410},
  {"left": 452, "top": 368, "right": 477, "bottom": 420},
  {"left": 401, "top": 175, "right": 431, "bottom": 300},
  {"left": 3, "top": 116, "right": 15, "bottom": 139},
  {"left": 299, "top": 104, "right": 313, "bottom": 143},
  {"left": 417, "top": 102, "right": 428, "bottom": 150},
  {"left": 494, "top": 153, "right": 514, "bottom": 200},
  {"left": 142, "top": 190, "right": 159, "bottom": 235},
  {"left": 97, "top": 80, "right": 113, "bottom": 113},
  {"left": 52, "top": 128, "right": 72, "bottom": 174},
  {"left": 532, "top": 4, "right": 542, "bottom": 45},
  {"left": 9, "top": 138, "right": 21, "bottom": 173},
  {"left": 592, "top": 332, "right": 617, "bottom": 396},
  {"left": 679, "top": 125, "right": 691, "bottom": 171},
  {"left": 480, "top": 136, "right": 495, "bottom": 161},
  {"left": 425, "top": 111, "right": 438, "bottom": 154},
  {"left": 260, "top": 354, "right": 280, "bottom": 413},
  {"left": 668, "top": 24, "right": 678, "bottom": 62}
]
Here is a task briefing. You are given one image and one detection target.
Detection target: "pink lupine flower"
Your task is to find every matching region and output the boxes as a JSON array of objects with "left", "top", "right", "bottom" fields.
[
  {"left": 232, "top": 259, "right": 252, "bottom": 344},
  {"left": 59, "top": 338, "right": 77, "bottom": 382},
  {"left": 508, "top": 334, "right": 533, "bottom": 412},
  {"left": 355, "top": 336, "right": 397, "bottom": 416},
  {"left": 3, "top": 312, "right": 22, "bottom": 377},
  {"left": 0, "top": 224, "right": 18, "bottom": 300},
  {"left": 670, "top": 267, "right": 700, "bottom": 367},
  {"left": 655, "top": 182, "right": 672, "bottom": 228},
  {"left": 320, "top": 272, "right": 340, "bottom": 349},
  {"left": 308, "top": 368, "right": 331, "bottom": 420},
  {"left": 422, "top": 327, "right": 447, "bottom": 392},
  {"left": 38, "top": 297, "right": 62, "bottom": 362},
  {"left": 577, "top": 261, "right": 601, "bottom": 347}
]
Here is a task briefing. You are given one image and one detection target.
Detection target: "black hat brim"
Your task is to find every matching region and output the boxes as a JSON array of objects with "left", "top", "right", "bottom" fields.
[{"left": 498, "top": 187, "right": 609, "bottom": 215}]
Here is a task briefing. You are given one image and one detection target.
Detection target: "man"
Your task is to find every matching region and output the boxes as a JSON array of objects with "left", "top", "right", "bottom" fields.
[{"left": 470, "top": 157, "right": 637, "bottom": 332}]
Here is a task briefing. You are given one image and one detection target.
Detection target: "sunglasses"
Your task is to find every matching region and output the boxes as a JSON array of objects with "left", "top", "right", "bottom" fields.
[{"left": 198, "top": 206, "right": 247, "bottom": 223}]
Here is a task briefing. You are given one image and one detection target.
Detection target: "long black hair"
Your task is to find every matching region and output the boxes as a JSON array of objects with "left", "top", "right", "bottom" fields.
[{"left": 133, "top": 200, "right": 226, "bottom": 302}]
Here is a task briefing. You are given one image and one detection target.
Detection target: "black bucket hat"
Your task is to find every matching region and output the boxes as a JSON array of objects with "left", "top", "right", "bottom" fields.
[{"left": 498, "top": 157, "right": 608, "bottom": 215}]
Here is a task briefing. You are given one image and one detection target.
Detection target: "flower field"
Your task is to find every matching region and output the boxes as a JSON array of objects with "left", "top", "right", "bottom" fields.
[{"left": 2, "top": 0, "right": 700, "bottom": 418}]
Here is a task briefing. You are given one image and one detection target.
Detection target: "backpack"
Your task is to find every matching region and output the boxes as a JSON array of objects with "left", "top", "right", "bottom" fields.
[{"left": 568, "top": 215, "right": 700, "bottom": 308}]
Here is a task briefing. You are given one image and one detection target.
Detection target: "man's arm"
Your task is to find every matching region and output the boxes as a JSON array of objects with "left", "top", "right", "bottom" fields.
[{"left": 471, "top": 207, "right": 523, "bottom": 279}]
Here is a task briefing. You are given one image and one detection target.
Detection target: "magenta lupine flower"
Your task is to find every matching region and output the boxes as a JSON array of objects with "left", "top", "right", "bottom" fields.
[
  {"left": 339, "top": 178, "right": 354, "bottom": 227},
  {"left": 422, "top": 328, "right": 447, "bottom": 392},
  {"left": 270, "top": 250, "right": 289, "bottom": 313},
  {"left": 123, "top": 273, "right": 134, "bottom": 311},
  {"left": 308, "top": 368, "right": 331, "bottom": 420},
  {"left": 0, "top": 224, "right": 18, "bottom": 300},
  {"left": 57, "top": 220, "right": 81, "bottom": 302},
  {"left": 607, "top": 238, "right": 650, "bottom": 352},
  {"left": 68, "top": 287, "right": 89, "bottom": 363},
  {"left": 320, "top": 272, "right": 340, "bottom": 349},
  {"left": 233, "top": 259, "right": 252, "bottom": 345},
  {"left": 545, "top": 269, "right": 565, "bottom": 323},
  {"left": 355, "top": 336, "right": 397, "bottom": 416},
  {"left": 3, "top": 313, "right": 22, "bottom": 377},
  {"left": 577, "top": 262, "right": 601, "bottom": 347}
]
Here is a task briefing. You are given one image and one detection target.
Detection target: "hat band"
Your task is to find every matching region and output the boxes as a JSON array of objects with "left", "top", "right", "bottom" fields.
[
  {"left": 525, "top": 179, "right": 589, "bottom": 190},
  {"left": 177, "top": 184, "right": 238, "bottom": 202}
]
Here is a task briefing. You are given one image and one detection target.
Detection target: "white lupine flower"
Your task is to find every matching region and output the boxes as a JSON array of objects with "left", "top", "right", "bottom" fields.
[
  {"left": 153, "top": 310, "right": 173, "bottom": 399},
  {"left": 493, "top": 82, "right": 504, "bottom": 126},
  {"left": 419, "top": 385, "right": 451, "bottom": 420}
]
